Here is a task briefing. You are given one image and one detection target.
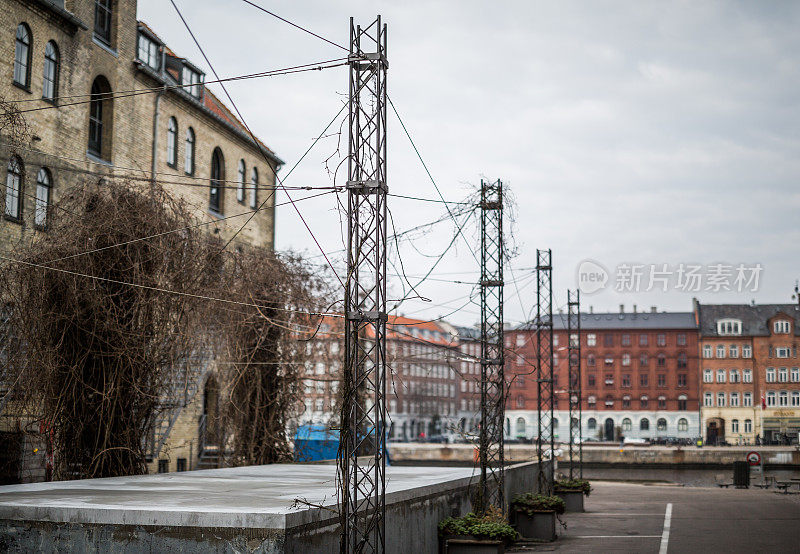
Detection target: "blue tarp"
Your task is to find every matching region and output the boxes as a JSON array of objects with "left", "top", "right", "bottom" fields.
[{"left": 293, "top": 425, "right": 339, "bottom": 462}]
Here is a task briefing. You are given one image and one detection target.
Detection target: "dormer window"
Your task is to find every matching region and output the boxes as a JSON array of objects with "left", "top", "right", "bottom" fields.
[
  {"left": 183, "top": 66, "right": 203, "bottom": 98},
  {"left": 137, "top": 32, "right": 160, "bottom": 70},
  {"left": 774, "top": 320, "right": 791, "bottom": 334},
  {"left": 717, "top": 318, "right": 742, "bottom": 336}
]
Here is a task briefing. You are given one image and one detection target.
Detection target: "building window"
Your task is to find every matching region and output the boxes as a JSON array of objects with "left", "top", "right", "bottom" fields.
[
  {"left": 516, "top": 395, "right": 524, "bottom": 409},
  {"left": 553, "top": 334, "right": 559, "bottom": 347},
  {"left": 678, "top": 418, "right": 688, "bottom": 431},
  {"left": 515, "top": 333, "right": 525, "bottom": 347},
  {"left": 94, "top": 0, "right": 113, "bottom": 45},
  {"left": 657, "top": 418, "right": 667, "bottom": 431},
  {"left": 157, "top": 459, "right": 168, "bottom": 473},
  {"left": 766, "top": 391, "right": 776, "bottom": 407},
  {"left": 42, "top": 41, "right": 59, "bottom": 101},
  {"left": 677, "top": 353, "right": 687, "bottom": 369},
  {"left": 731, "top": 419, "right": 739, "bottom": 433},
  {"left": 677, "top": 373, "right": 687, "bottom": 387},
  {"left": 791, "top": 367, "right": 799, "bottom": 382},
  {"left": 744, "top": 419, "right": 752, "bottom": 433},
  {"left": 657, "top": 354, "right": 666, "bottom": 368},
  {"left": 587, "top": 395, "right": 596, "bottom": 406},
  {"left": 703, "top": 345, "right": 713, "bottom": 358},
  {"left": 176, "top": 458, "right": 187, "bottom": 472},
  {"left": 249, "top": 167, "right": 258, "bottom": 208},
  {"left": 604, "top": 334, "right": 613, "bottom": 347},
  {"left": 657, "top": 333, "right": 666, "bottom": 347},
  {"left": 775, "top": 346, "right": 790, "bottom": 358},
  {"left": 622, "top": 418, "right": 632, "bottom": 431},
  {"left": 587, "top": 374, "right": 595, "bottom": 387},
  {"left": 604, "top": 396, "right": 613, "bottom": 407},
  {"left": 622, "top": 396, "right": 631, "bottom": 408},
  {"left": 184, "top": 127, "right": 195, "bottom": 175},
  {"left": 766, "top": 368, "right": 776, "bottom": 383},
  {"left": 166, "top": 117, "right": 178, "bottom": 167},
  {"left": 621, "top": 334, "right": 630, "bottom": 346},
  {"left": 792, "top": 391, "right": 800, "bottom": 407},
  {"left": 743, "top": 392, "right": 752, "bottom": 407},
  {"left": 587, "top": 354, "right": 595, "bottom": 367},
  {"left": 774, "top": 320, "right": 791, "bottom": 334},
  {"left": 137, "top": 32, "right": 159, "bottom": 70},
  {"left": 35, "top": 168, "right": 51, "bottom": 228},
  {"left": 640, "top": 373, "right": 649, "bottom": 387},
  {"left": 716, "top": 369, "right": 726, "bottom": 383},
  {"left": 5, "top": 157, "right": 23, "bottom": 221},
  {"left": 622, "top": 374, "right": 631, "bottom": 387},
  {"left": 639, "top": 334, "right": 648, "bottom": 346},
  {"left": 779, "top": 391, "right": 788, "bottom": 407},
  {"left": 515, "top": 417, "right": 526, "bottom": 436},
  {"left": 704, "top": 392, "right": 713, "bottom": 407},
  {"left": 716, "top": 344, "right": 725, "bottom": 358},
  {"left": 640, "top": 353, "right": 648, "bottom": 368},
  {"left": 730, "top": 369, "right": 739, "bottom": 383},
  {"left": 657, "top": 374, "right": 666, "bottom": 387},
  {"left": 604, "top": 374, "right": 614, "bottom": 386},
  {"left": 640, "top": 395, "right": 649, "bottom": 409},
  {"left": 742, "top": 344, "right": 752, "bottom": 358},
  {"left": 743, "top": 368, "right": 752, "bottom": 383},
  {"left": 210, "top": 147, "right": 224, "bottom": 213},
  {"left": 587, "top": 333, "right": 596, "bottom": 346},
  {"left": 677, "top": 333, "right": 687, "bottom": 346},
  {"left": 717, "top": 319, "right": 742, "bottom": 336},
  {"left": 678, "top": 395, "right": 687, "bottom": 411},
  {"left": 703, "top": 369, "right": 712, "bottom": 383},
  {"left": 729, "top": 344, "right": 739, "bottom": 358},
  {"left": 658, "top": 396, "right": 666, "bottom": 409},
  {"left": 587, "top": 418, "right": 596, "bottom": 430},
  {"left": 183, "top": 66, "right": 203, "bottom": 98},
  {"left": 778, "top": 367, "right": 788, "bottom": 382},
  {"left": 622, "top": 353, "right": 630, "bottom": 366},
  {"left": 717, "top": 392, "right": 726, "bottom": 407},
  {"left": 88, "top": 76, "right": 112, "bottom": 159},
  {"left": 730, "top": 392, "right": 739, "bottom": 407},
  {"left": 14, "top": 24, "right": 31, "bottom": 89},
  {"left": 236, "top": 159, "right": 246, "bottom": 203},
  {"left": 640, "top": 418, "right": 650, "bottom": 431}
]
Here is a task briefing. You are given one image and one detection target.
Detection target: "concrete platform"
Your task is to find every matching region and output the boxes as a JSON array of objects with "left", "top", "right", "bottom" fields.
[{"left": 0, "top": 461, "right": 545, "bottom": 553}]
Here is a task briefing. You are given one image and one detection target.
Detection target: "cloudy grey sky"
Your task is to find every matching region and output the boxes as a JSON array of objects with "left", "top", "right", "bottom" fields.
[{"left": 140, "top": 0, "right": 800, "bottom": 326}]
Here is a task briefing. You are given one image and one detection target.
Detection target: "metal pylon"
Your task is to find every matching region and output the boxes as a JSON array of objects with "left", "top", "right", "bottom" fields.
[
  {"left": 338, "top": 16, "right": 388, "bottom": 554},
  {"left": 567, "top": 289, "right": 582, "bottom": 479},
  {"left": 478, "top": 178, "right": 505, "bottom": 513},
  {"left": 536, "top": 249, "right": 554, "bottom": 494}
]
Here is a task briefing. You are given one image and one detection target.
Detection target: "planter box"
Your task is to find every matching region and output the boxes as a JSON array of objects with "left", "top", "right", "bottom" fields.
[
  {"left": 516, "top": 510, "right": 556, "bottom": 541},
  {"left": 444, "top": 537, "right": 504, "bottom": 554},
  {"left": 555, "top": 489, "right": 585, "bottom": 512}
]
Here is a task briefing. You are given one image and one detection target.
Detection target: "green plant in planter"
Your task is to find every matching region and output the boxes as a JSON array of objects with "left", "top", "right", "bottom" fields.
[
  {"left": 438, "top": 511, "right": 517, "bottom": 543},
  {"left": 555, "top": 478, "right": 592, "bottom": 496},
  {"left": 510, "top": 493, "right": 566, "bottom": 516}
]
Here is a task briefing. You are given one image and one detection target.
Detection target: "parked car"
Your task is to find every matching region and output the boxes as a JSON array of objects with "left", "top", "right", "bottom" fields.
[{"left": 623, "top": 437, "right": 650, "bottom": 445}]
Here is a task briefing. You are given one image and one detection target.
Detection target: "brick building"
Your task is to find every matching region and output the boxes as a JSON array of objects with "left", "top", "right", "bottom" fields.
[
  {"left": 505, "top": 307, "right": 700, "bottom": 442},
  {"left": 0, "top": 0, "right": 282, "bottom": 480},
  {"left": 696, "top": 302, "right": 800, "bottom": 445}
]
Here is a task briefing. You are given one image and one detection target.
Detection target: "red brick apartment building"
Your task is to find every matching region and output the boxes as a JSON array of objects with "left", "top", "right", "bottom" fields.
[{"left": 505, "top": 307, "right": 700, "bottom": 442}]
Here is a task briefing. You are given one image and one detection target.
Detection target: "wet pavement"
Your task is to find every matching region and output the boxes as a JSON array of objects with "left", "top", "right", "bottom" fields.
[{"left": 510, "top": 481, "right": 800, "bottom": 553}]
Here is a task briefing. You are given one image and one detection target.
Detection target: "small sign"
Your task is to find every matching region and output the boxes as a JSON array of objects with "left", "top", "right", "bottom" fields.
[{"left": 746, "top": 451, "right": 761, "bottom": 466}]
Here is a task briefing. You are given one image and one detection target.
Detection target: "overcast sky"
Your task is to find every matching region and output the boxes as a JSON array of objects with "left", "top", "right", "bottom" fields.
[{"left": 140, "top": 0, "right": 800, "bottom": 327}]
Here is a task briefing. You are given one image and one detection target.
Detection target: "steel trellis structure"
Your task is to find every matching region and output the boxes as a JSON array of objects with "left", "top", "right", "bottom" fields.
[
  {"left": 338, "top": 16, "right": 388, "bottom": 554},
  {"left": 478, "top": 178, "right": 505, "bottom": 513},
  {"left": 567, "top": 289, "right": 582, "bottom": 479},
  {"left": 536, "top": 249, "right": 554, "bottom": 495}
]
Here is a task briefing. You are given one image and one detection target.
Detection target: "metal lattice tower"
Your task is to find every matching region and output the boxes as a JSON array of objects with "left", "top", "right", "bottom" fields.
[
  {"left": 478, "top": 178, "right": 505, "bottom": 513},
  {"left": 567, "top": 289, "right": 582, "bottom": 479},
  {"left": 338, "top": 16, "right": 388, "bottom": 554},
  {"left": 535, "top": 249, "right": 554, "bottom": 494}
]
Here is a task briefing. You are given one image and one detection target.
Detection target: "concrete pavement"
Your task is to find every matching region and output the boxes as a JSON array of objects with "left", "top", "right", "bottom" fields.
[{"left": 511, "top": 481, "right": 800, "bottom": 553}]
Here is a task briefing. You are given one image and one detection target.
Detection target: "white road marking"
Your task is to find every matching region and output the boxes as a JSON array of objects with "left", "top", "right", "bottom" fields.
[
  {"left": 659, "top": 503, "right": 673, "bottom": 554},
  {"left": 571, "top": 535, "right": 662, "bottom": 539}
]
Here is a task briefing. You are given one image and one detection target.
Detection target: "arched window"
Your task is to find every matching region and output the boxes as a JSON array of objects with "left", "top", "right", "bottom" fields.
[
  {"left": 249, "top": 166, "right": 258, "bottom": 209},
  {"left": 622, "top": 418, "right": 632, "bottom": 431},
  {"left": 5, "top": 157, "right": 23, "bottom": 220},
  {"left": 209, "top": 148, "right": 224, "bottom": 213},
  {"left": 35, "top": 168, "right": 51, "bottom": 228},
  {"left": 640, "top": 418, "right": 650, "bottom": 431},
  {"left": 657, "top": 418, "right": 667, "bottom": 432},
  {"left": 88, "top": 76, "right": 112, "bottom": 159},
  {"left": 237, "top": 159, "right": 246, "bottom": 203},
  {"left": 14, "top": 24, "right": 31, "bottom": 88},
  {"left": 42, "top": 41, "right": 59, "bottom": 101},
  {"left": 677, "top": 418, "right": 688, "bottom": 432},
  {"left": 587, "top": 418, "right": 597, "bottom": 430},
  {"left": 166, "top": 117, "right": 177, "bottom": 167},
  {"left": 515, "top": 417, "right": 526, "bottom": 436},
  {"left": 184, "top": 127, "right": 195, "bottom": 175}
]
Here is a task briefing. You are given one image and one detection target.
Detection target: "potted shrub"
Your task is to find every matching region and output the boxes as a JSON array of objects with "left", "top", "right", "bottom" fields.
[
  {"left": 554, "top": 478, "right": 591, "bottom": 512},
  {"left": 438, "top": 510, "right": 517, "bottom": 553},
  {"left": 510, "top": 493, "right": 565, "bottom": 541}
]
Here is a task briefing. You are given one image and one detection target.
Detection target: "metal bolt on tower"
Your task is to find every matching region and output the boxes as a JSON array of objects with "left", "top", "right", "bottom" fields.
[
  {"left": 535, "top": 249, "right": 554, "bottom": 494},
  {"left": 478, "top": 178, "right": 505, "bottom": 512},
  {"left": 338, "top": 16, "right": 388, "bottom": 554},
  {"left": 567, "top": 289, "right": 582, "bottom": 479}
]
